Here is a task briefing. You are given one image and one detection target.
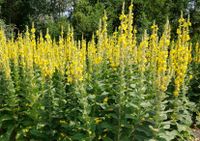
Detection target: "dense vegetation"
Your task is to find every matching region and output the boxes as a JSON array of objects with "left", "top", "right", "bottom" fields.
[
  {"left": 0, "top": 0, "right": 200, "bottom": 41},
  {"left": 0, "top": 2, "right": 200, "bottom": 140}
]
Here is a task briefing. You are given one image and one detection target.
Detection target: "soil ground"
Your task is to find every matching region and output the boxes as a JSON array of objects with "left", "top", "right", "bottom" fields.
[{"left": 193, "top": 128, "right": 200, "bottom": 141}]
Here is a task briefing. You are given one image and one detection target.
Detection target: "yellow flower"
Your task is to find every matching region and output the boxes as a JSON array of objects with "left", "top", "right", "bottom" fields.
[
  {"left": 95, "top": 118, "right": 102, "bottom": 124},
  {"left": 173, "top": 90, "right": 179, "bottom": 97},
  {"left": 103, "top": 97, "right": 108, "bottom": 104},
  {"left": 189, "top": 75, "right": 193, "bottom": 80}
]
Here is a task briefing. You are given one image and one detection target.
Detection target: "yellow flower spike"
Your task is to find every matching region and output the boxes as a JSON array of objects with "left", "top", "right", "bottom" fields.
[
  {"left": 178, "top": 11, "right": 185, "bottom": 23},
  {"left": 195, "top": 42, "right": 200, "bottom": 63},
  {"left": 0, "top": 29, "right": 12, "bottom": 79},
  {"left": 31, "top": 22, "right": 36, "bottom": 35},
  {"left": 172, "top": 15, "right": 192, "bottom": 96},
  {"left": 87, "top": 34, "right": 97, "bottom": 71},
  {"left": 148, "top": 22, "right": 159, "bottom": 70},
  {"left": 137, "top": 30, "right": 148, "bottom": 73},
  {"left": 45, "top": 28, "right": 51, "bottom": 42},
  {"left": 156, "top": 19, "right": 171, "bottom": 92}
]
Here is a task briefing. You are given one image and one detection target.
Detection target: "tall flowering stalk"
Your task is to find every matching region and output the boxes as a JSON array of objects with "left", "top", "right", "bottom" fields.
[{"left": 172, "top": 13, "right": 192, "bottom": 97}]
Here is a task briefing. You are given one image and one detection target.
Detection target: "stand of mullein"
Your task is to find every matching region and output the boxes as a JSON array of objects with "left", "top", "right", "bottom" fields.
[
  {"left": 115, "top": 4, "right": 127, "bottom": 140},
  {"left": 75, "top": 40, "right": 94, "bottom": 140},
  {"left": 147, "top": 19, "right": 172, "bottom": 140},
  {"left": 0, "top": 29, "right": 17, "bottom": 140},
  {"left": 169, "top": 15, "right": 195, "bottom": 140},
  {"left": 147, "top": 22, "right": 161, "bottom": 140}
]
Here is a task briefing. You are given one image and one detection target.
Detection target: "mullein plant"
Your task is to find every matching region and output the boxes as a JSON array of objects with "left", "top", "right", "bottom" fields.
[
  {"left": 0, "top": 3, "right": 199, "bottom": 141},
  {"left": 189, "top": 42, "right": 200, "bottom": 127},
  {"left": 146, "top": 20, "right": 173, "bottom": 140},
  {"left": 0, "top": 29, "right": 18, "bottom": 141},
  {"left": 169, "top": 14, "right": 195, "bottom": 140}
]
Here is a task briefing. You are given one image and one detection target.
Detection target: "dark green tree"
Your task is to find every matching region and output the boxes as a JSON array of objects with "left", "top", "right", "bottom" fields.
[
  {"left": 71, "top": 0, "right": 104, "bottom": 40},
  {"left": 190, "top": 0, "right": 200, "bottom": 41},
  {"left": 0, "top": 0, "right": 50, "bottom": 31}
]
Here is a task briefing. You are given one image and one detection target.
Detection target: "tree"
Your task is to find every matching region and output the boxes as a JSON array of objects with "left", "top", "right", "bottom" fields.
[
  {"left": 71, "top": 0, "right": 104, "bottom": 40},
  {"left": 0, "top": 0, "right": 50, "bottom": 31},
  {"left": 0, "top": 0, "right": 194, "bottom": 40},
  {"left": 190, "top": 0, "right": 200, "bottom": 41},
  {"left": 71, "top": 0, "right": 190, "bottom": 40}
]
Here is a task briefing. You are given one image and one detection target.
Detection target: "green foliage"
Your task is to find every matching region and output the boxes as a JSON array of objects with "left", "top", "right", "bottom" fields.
[
  {"left": 0, "top": 56, "right": 196, "bottom": 140},
  {"left": 188, "top": 63, "right": 200, "bottom": 127},
  {"left": 70, "top": 0, "right": 192, "bottom": 41},
  {"left": 190, "top": 0, "right": 200, "bottom": 41},
  {"left": 0, "top": 0, "right": 73, "bottom": 37},
  {"left": 0, "top": 19, "right": 15, "bottom": 38},
  {"left": 34, "top": 16, "right": 70, "bottom": 39},
  {"left": 71, "top": 0, "right": 104, "bottom": 40}
]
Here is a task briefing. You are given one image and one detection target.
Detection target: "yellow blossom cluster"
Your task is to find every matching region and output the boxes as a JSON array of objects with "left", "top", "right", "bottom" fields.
[
  {"left": 195, "top": 43, "right": 200, "bottom": 63},
  {"left": 0, "top": 3, "right": 196, "bottom": 97},
  {"left": 0, "top": 26, "right": 86, "bottom": 83},
  {"left": 156, "top": 20, "right": 172, "bottom": 92},
  {"left": 0, "top": 28, "right": 11, "bottom": 79},
  {"left": 137, "top": 30, "right": 148, "bottom": 73},
  {"left": 171, "top": 14, "right": 192, "bottom": 97}
]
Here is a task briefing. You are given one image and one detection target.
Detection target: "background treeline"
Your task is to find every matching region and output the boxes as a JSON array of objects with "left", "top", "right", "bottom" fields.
[{"left": 0, "top": 0, "right": 200, "bottom": 41}]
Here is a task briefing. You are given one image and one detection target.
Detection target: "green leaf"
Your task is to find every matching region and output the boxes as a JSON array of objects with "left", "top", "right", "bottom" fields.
[
  {"left": 126, "top": 103, "right": 139, "bottom": 110},
  {"left": 100, "top": 122, "right": 113, "bottom": 130},
  {"left": 0, "top": 115, "right": 14, "bottom": 122},
  {"left": 102, "top": 137, "right": 113, "bottom": 141},
  {"left": 130, "top": 84, "right": 136, "bottom": 89},
  {"left": 125, "top": 114, "right": 136, "bottom": 120},
  {"left": 101, "top": 91, "right": 109, "bottom": 96},
  {"left": 136, "top": 125, "right": 152, "bottom": 137},
  {"left": 163, "top": 125, "right": 170, "bottom": 130},
  {"left": 159, "top": 130, "right": 178, "bottom": 141},
  {"left": 120, "top": 135, "right": 130, "bottom": 141},
  {"left": 141, "top": 101, "right": 151, "bottom": 108},
  {"left": 1, "top": 124, "right": 16, "bottom": 141},
  {"left": 177, "top": 124, "right": 188, "bottom": 132},
  {"left": 72, "top": 133, "right": 87, "bottom": 140},
  {"left": 162, "top": 121, "right": 171, "bottom": 129}
]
